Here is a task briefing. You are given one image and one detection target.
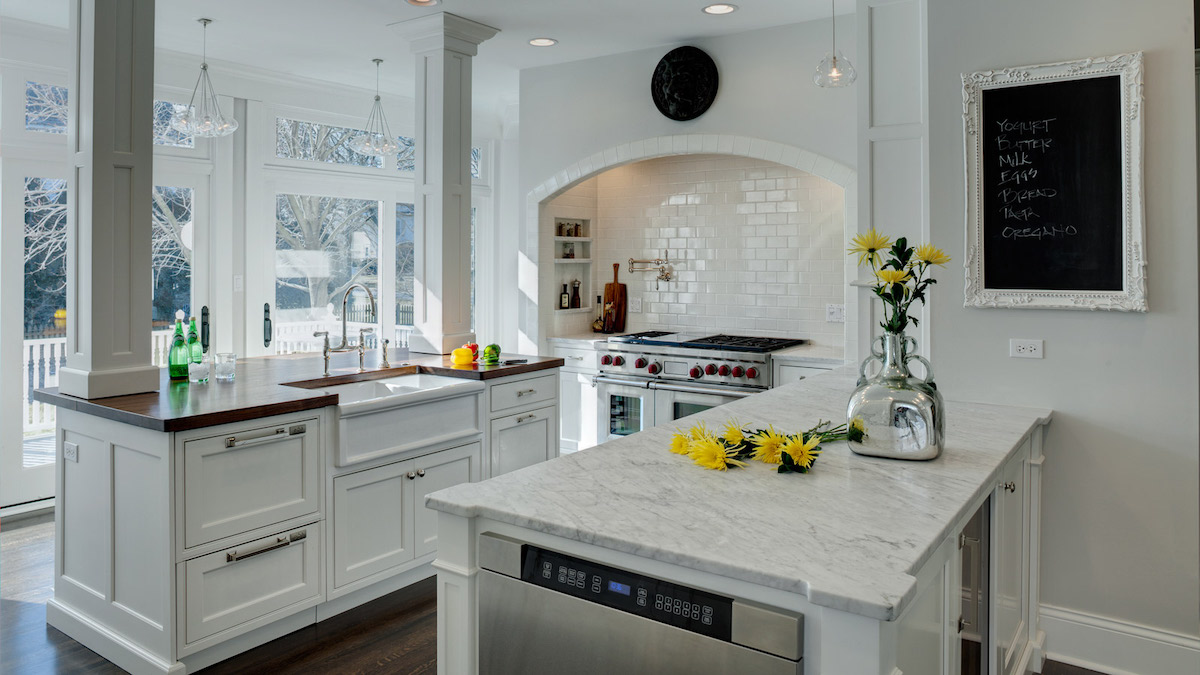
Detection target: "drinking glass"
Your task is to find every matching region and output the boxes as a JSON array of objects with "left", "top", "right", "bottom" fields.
[
  {"left": 214, "top": 353, "right": 237, "bottom": 381},
  {"left": 188, "top": 355, "right": 211, "bottom": 384}
]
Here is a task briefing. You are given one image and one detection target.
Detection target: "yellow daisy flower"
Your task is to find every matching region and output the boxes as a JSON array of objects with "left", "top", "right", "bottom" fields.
[
  {"left": 722, "top": 420, "right": 746, "bottom": 446},
  {"left": 690, "top": 437, "right": 747, "bottom": 471},
  {"left": 848, "top": 416, "right": 867, "bottom": 442},
  {"left": 875, "top": 268, "right": 910, "bottom": 289},
  {"left": 847, "top": 229, "right": 893, "bottom": 267},
  {"left": 751, "top": 425, "right": 789, "bottom": 465},
  {"left": 669, "top": 429, "right": 692, "bottom": 455},
  {"left": 914, "top": 243, "right": 951, "bottom": 267},
  {"left": 783, "top": 434, "right": 822, "bottom": 469},
  {"left": 689, "top": 421, "right": 714, "bottom": 440}
]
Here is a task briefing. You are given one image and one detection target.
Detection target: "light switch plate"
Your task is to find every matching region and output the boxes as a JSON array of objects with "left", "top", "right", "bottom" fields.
[
  {"left": 233, "top": 275, "right": 244, "bottom": 292},
  {"left": 629, "top": 297, "right": 642, "bottom": 313},
  {"left": 64, "top": 441, "right": 79, "bottom": 462},
  {"left": 826, "top": 304, "right": 845, "bottom": 323}
]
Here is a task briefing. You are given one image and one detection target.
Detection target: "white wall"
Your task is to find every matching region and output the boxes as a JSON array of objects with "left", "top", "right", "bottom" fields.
[
  {"left": 515, "top": 18, "right": 858, "bottom": 350},
  {"left": 926, "top": 0, "right": 1199, "bottom": 646}
]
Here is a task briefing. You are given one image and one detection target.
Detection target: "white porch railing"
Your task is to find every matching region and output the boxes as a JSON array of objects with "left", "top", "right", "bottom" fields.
[{"left": 22, "top": 324, "right": 415, "bottom": 439}]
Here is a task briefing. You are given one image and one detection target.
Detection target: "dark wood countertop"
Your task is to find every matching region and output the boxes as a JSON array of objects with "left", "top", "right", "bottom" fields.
[{"left": 33, "top": 350, "right": 564, "bottom": 433}]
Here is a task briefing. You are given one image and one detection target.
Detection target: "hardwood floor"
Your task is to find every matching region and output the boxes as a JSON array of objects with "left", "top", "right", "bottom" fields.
[{"left": 1, "top": 513, "right": 1103, "bottom": 675}]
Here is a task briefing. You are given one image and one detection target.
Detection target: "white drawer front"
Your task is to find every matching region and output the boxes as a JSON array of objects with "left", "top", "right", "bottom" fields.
[
  {"left": 183, "top": 418, "right": 321, "bottom": 549},
  {"left": 490, "top": 407, "right": 556, "bottom": 477},
  {"left": 184, "top": 523, "right": 321, "bottom": 646},
  {"left": 775, "top": 364, "right": 832, "bottom": 387},
  {"left": 490, "top": 374, "right": 556, "bottom": 413},
  {"left": 552, "top": 346, "right": 598, "bottom": 372}
]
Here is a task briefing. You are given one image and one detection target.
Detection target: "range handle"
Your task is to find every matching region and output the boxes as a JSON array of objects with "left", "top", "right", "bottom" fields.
[
  {"left": 649, "top": 381, "right": 761, "bottom": 399},
  {"left": 592, "top": 374, "right": 653, "bottom": 389}
]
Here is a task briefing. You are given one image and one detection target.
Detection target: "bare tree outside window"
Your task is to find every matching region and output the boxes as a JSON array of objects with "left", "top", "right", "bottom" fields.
[
  {"left": 151, "top": 186, "right": 194, "bottom": 322},
  {"left": 25, "top": 81, "right": 67, "bottom": 134},
  {"left": 396, "top": 204, "right": 415, "bottom": 326},
  {"left": 153, "top": 101, "right": 195, "bottom": 148},
  {"left": 23, "top": 178, "right": 68, "bottom": 335},
  {"left": 277, "top": 117, "right": 381, "bottom": 168},
  {"left": 276, "top": 194, "right": 379, "bottom": 316}
]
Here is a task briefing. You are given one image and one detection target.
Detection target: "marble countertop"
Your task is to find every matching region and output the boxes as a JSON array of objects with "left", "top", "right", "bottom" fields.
[{"left": 427, "top": 367, "right": 1051, "bottom": 621}]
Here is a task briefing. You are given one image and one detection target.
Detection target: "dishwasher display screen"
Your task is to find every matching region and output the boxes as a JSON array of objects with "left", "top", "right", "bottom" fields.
[
  {"left": 521, "top": 545, "right": 733, "bottom": 641},
  {"left": 608, "top": 581, "right": 631, "bottom": 595}
]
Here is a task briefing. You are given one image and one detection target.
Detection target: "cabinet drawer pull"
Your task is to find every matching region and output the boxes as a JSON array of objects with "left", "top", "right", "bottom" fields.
[
  {"left": 226, "top": 529, "right": 306, "bottom": 563},
  {"left": 515, "top": 388, "right": 537, "bottom": 397},
  {"left": 566, "top": 355, "right": 584, "bottom": 361},
  {"left": 407, "top": 471, "right": 417, "bottom": 480},
  {"left": 1001, "top": 481, "right": 1016, "bottom": 493},
  {"left": 417, "top": 469, "right": 426, "bottom": 477},
  {"left": 516, "top": 414, "right": 537, "bottom": 424},
  {"left": 225, "top": 425, "right": 306, "bottom": 449}
]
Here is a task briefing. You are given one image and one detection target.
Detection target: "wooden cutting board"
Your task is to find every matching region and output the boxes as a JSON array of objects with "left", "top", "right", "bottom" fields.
[{"left": 603, "top": 263, "right": 627, "bottom": 333}]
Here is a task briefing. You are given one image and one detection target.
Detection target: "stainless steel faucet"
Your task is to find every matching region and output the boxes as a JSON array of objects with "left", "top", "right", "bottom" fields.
[{"left": 314, "top": 284, "right": 378, "bottom": 376}]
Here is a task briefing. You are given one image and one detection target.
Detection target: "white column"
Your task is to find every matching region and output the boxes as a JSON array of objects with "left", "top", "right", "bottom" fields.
[
  {"left": 395, "top": 13, "right": 498, "bottom": 355},
  {"left": 59, "top": 0, "right": 159, "bottom": 398}
]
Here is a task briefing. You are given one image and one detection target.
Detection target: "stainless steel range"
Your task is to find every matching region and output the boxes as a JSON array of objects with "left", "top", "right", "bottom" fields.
[{"left": 593, "top": 332, "right": 807, "bottom": 441}]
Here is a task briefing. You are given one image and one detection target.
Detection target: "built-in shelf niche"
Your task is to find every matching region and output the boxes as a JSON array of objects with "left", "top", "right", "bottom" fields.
[{"left": 553, "top": 218, "right": 593, "bottom": 312}]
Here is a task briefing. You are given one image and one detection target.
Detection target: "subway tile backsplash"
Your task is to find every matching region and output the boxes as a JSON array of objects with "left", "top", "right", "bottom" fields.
[{"left": 547, "top": 154, "right": 844, "bottom": 356}]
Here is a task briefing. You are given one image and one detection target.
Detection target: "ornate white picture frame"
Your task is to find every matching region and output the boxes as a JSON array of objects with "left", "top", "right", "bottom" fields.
[{"left": 962, "top": 52, "right": 1146, "bottom": 311}]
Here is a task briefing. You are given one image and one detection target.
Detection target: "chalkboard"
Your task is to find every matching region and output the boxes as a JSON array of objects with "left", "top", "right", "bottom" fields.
[
  {"left": 963, "top": 53, "right": 1146, "bottom": 312},
  {"left": 981, "top": 76, "right": 1122, "bottom": 291}
]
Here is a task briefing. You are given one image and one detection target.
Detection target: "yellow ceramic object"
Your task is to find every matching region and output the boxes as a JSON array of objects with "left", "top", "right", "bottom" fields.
[{"left": 451, "top": 347, "right": 475, "bottom": 365}]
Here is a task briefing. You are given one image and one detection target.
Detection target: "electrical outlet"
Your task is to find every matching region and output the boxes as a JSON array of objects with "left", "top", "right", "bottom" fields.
[
  {"left": 826, "top": 304, "right": 846, "bottom": 323},
  {"left": 64, "top": 441, "right": 79, "bottom": 462},
  {"left": 629, "top": 297, "right": 643, "bottom": 313},
  {"left": 1009, "top": 339, "right": 1044, "bottom": 359}
]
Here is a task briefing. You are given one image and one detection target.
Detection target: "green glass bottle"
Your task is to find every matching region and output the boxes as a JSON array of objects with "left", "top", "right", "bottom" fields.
[
  {"left": 168, "top": 319, "right": 190, "bottom": 380},
  {"left": 187, "top": 316, "right": 203, "bottom": 363}
]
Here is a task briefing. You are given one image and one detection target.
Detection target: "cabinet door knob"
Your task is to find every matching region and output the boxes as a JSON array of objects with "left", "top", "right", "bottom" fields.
[
  {"left": 407, "top": 471, "right": 417, "bottom": 480},
  {"left": 1001, "top": 481, "right": 1016, "bottom": 493},
  {"left": 417, "top": 469, "right": 426, "bottom": 477}
]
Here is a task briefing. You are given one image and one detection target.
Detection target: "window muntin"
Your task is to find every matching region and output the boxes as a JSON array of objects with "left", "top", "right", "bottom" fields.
[
  {"left": 276, "top": 117, "right": 382, "bottom": 168},
  {"left": 25, "top": 82, "right": 68, "bottom": 134}
]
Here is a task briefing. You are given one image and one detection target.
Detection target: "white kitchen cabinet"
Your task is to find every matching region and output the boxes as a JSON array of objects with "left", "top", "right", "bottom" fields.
[
  {"left": 331, "top": 441, "right": 482, "bottom": 595},
  {"left": 772, "top": 362, "right": 833, "bottom": 387},
  {"left": 490, "top": 373, "right": 557, "bottom": 413},
  {"left": 993, "top": 441, "right": 1030, "bottom": 674},
  {"left": 490, "top": 407, "right": 556, "bottom": 477},
  {"left": 552, "top": 343, "right": 600, "bottom": 453}
]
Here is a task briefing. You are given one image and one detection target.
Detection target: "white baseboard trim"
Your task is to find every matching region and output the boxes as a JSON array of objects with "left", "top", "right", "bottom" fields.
[{"left": 1040, "top": 603, "right": 1200, "bottom": 675}]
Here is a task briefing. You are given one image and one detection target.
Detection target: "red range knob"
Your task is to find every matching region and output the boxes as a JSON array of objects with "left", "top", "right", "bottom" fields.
[
  {"left": 704, "top": 364, "right": 717, "bottom": 376},
  {"left": 718, "top": 365, "right": 731, "bottom": 376},
  {"left": 745, "top": 367, "right": 759, "bottom": 379},
  {"left": 600, "top": 355, "right": 613, "bottom": 365},
  {"left": 635, "top": 358, "right": 648, "bottom": 369},
  {"left": 647, "top": 363, "right": 661, "bottom": 375},
  {"left": 689, "top": 366, "right": 703, "bottom": 379},
  {"left": 613, "top": 356, "right": 625, "bottom": 366},
  {"left": 732, "top": 366, "right": 745, "bottom": 377}
]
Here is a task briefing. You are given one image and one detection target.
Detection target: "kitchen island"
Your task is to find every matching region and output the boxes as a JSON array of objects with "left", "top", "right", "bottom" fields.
[
  {"left": 32, "top": 349, "right": 563, "bottom": 675},
  {"left": 427, "top": 366, "right": 1051, "bottom": 674}
]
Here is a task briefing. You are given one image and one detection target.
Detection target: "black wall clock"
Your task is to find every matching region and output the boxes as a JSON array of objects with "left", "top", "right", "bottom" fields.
[{"left": 651, "top": 46, "right": 719, "bottom": 121}]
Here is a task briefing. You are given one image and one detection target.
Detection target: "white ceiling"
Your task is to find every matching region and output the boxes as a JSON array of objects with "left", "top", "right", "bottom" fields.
[{"left": 2, "top": 0, "right": 854, "bottom": 113}]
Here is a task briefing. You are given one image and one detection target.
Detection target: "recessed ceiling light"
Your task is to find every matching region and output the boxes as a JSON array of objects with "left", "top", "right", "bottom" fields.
[
  {"left": 529, "top": 38, "right": 558, "bottom": 47},
  {"left": 406, "top": 0, "right": 440, "bottom": 6},
  {"left": 702, "top": 3, "right": 738, "bottom": 15}
]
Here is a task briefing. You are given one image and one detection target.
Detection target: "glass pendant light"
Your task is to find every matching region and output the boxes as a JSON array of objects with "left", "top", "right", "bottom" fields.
[
  {"left": 172, "top": 19, "right": 239, "bottom": 137},
  {"left": 814, "top": 0, "right": 856, "bottom": 88},
  {"left": 349, "top": 59, "right": 399, "bottom": 156}
]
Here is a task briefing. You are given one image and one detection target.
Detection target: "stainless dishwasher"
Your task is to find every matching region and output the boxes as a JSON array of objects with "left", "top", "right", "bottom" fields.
[{"left": 477, "top": 533, "right": 804, "bottom": 674}]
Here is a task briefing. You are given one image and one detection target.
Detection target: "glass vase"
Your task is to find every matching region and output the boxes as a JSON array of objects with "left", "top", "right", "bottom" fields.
[{"left": 846, "top": 331, "right": 945, "bottom": 460}]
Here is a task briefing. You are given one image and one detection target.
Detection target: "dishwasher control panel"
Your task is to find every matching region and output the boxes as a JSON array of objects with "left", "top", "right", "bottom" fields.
[{"left": 521, "top": 545, "right": 733, "bottom": 641}]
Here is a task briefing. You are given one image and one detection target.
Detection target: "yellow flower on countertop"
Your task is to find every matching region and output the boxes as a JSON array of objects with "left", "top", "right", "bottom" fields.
[
  {"left": 914, "top": 243, "right": 951, "bottom": 267},
  {"left": 848, "top": 229, "right": 893, "bottom": 267},
  {"left": 669, "top": 429, "right": 692, "bottom": 455},
  {"left": 783, "top": 434, "right": 822, "bottom": 469},
  {"left": 690, "top": 437, "right": 747, "bottom": 471},
  {"left": 722, "top": 419, "right": 746, "bottom": 446},
  {"left": 688, "top": 421, "right": 715, "bottom": 441},
  {"left": 848, "top": 416, "right": 867, "bottom": 442},
  {"left": 875, "top": 268, "right": 910, "bottom": 289},
  {"left": 750, "top": 425, "right": 789, "bottom": 465}
]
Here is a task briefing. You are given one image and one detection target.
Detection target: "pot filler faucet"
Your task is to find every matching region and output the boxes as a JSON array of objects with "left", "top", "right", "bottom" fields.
[{"left": 313, "top": 283, "right": 379, "bottom": 375}]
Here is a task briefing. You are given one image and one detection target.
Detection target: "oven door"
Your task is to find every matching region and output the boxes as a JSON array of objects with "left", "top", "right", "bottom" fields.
[
  {"left": 652, "top": 382, "right": 759, "bottom": 426},
  {"left": 594, "top": 376, "right": 655, "bottom": 442}
]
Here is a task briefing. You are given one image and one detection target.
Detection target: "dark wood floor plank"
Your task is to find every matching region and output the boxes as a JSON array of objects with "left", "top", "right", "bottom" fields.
[{"left": 2, "top": 513, "right": 1106, "bottom": 675}]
